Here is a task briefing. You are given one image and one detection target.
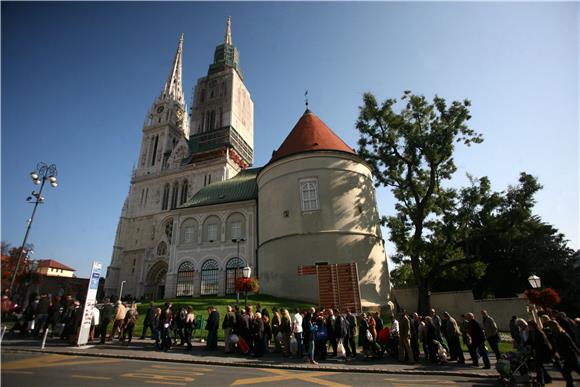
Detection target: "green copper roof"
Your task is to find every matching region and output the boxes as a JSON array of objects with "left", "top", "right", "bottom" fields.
[{"left": 181, "top": 168, "right": 260, "bottom": 208}]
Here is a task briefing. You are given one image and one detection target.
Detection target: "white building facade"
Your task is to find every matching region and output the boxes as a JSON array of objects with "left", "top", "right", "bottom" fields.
[{"left": 105, "top": 18, "right": 390, "bottom": 305}]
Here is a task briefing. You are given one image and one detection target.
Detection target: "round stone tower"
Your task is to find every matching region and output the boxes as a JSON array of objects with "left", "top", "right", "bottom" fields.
[{"left": 257, "top": 110, "right": 390, "bottom": 306}]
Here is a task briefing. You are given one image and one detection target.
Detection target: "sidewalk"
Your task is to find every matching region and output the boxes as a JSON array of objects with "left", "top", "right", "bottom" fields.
[{"left": 0, "top": 334, "right": 564, "bottom": 380}]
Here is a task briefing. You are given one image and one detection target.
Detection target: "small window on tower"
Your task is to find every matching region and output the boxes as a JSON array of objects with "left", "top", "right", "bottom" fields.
[{"left": 299, "top": 178, "right": 320, "bottom": 212}]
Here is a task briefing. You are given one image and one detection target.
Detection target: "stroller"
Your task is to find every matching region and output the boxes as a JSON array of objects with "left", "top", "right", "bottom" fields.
[{"left": 496, "top": 349, "right": 540, "bottom": 386}]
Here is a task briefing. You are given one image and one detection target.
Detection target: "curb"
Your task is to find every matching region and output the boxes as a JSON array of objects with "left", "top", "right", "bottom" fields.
[{"left": 1, "top": 347, "right": 501, "bottom": 379}]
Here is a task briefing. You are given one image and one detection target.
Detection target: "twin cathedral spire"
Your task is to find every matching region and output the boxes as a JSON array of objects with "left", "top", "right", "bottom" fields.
[
  {"left": 158, "top": 32, "right": 185, "bottom": 106},
  {"left": 138, "top": 16, "right": 253, "bottom": 176}
]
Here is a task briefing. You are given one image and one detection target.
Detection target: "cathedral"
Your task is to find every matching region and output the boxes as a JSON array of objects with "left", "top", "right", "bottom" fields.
[{"left": 104, "top": 18, "right": 390, "bottom": 306}]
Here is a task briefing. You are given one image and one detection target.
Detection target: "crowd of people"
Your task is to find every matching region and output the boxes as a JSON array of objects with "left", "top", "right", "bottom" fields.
[{"left": 3, "top": 294, "right": 579, "bottom": 386}]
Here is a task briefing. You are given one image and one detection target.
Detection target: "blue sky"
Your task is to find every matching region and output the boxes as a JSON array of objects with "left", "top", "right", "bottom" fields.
[{"left": 2, "top": 2, "right": 578, "bottom": 278}]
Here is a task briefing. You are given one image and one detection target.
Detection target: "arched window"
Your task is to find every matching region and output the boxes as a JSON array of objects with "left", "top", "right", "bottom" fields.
[
  {"left": 176, "top": 261, "right": 195, "bottom": 297},
  {"left": 171, "top": 182, "right": 179, "bottom": 209},
  {"left": 180, "top": 218, "right": 198, "bottom": 245},
  {"left": 203, "top": 216, "right": 221, "bottom": 243},
  {"left": 200, "top": 259, "right": 219, "bottom": 296},
  {"left": 225, "top": 257, "right": 246, "bottom": 295},
  {"left": 226, "top": 213, "right": 246, "bottom": 241},
  {"left": 156, "top": 241, "right": 167, "bottom": 256},
  {"left": 180, "top": 180, "right": 188, "bottom": 205},
  {"left": 162, "top": 183, "right": 170, "bottom": 210}
]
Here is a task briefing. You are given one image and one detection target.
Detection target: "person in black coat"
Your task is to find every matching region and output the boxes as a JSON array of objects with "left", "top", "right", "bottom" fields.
[
  {"left": 326, "top": 309, "right": 338, "bottom": 357},
  {"left": 251, "top": 312, "right": 265, "bottom": 357},
  {"left": 359, "top": 313, "right": 369, "bottom": 354},
  {"left": 335, "top": 310, "right": 348, "bottom": 357},
  {"left": 67, "top": 300, "right": 83, "bottom": 345},
  {"left": 466, "top": 312, "right": 490, "bottom": 368},
  {"left": 140, "top": 302, "right": 156, "bottom": 339},
  {"left": 315, "top": 312, "right": 327, "bottom": 361},
  {"left": 205, "top": 305, "right": 220, "bottom": 351},
  {"left": 345, "top": 309, "right": 357, "bottom": 357},
  {"left": 302, "top": 308, "right": 314, "bottom": 357},
  {"left": 159, "top": 303, "right": 174, "bottom": 351},
  {"left": 526, "top": 320, "right": 553, "bottom": 385},
  {"left": 545, "top": 320, "right": 580, "bottom": 387},
  {"left": 99, "top": 298, "right": 113, "bottom": 344}
]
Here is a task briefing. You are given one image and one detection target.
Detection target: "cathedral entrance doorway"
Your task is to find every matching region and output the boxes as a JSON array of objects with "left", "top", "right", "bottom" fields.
[{"left": 145, "top": 261, "right": 168, "bottom": 300}]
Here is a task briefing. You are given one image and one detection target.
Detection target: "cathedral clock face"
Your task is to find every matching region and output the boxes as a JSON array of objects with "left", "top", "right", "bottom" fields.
[{"left": 157, "top": 106, "right": 164, "bottom": 113}]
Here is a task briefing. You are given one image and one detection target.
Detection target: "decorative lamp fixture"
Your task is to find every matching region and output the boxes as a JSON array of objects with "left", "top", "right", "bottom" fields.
[
  {"left": 528, "top": 274, "right": 541, "bottom": 289},
  {"left": 242, "top": 266, "right": 251, "bottom": 278},
  {"left": 9, "top": 162, "right": 58, "bottom": 295}
]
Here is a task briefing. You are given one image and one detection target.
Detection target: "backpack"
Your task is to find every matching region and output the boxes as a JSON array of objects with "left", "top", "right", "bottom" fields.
[{"left": 315, "top": 325, "right": 328, "bottom": 342}]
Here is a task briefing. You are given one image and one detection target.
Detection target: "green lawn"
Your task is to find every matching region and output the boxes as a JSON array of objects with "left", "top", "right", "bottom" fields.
[
  {"left": 459, "top": 339, "right": 514, "bottom": 355},
  {"left": 131, "top": 294, "right": 312, "bottom": 341}
]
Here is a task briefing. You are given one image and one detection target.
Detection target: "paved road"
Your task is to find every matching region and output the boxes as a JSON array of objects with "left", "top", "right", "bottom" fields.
[{"left": 0, "top": 352, "right": 539, "bottom": 387}]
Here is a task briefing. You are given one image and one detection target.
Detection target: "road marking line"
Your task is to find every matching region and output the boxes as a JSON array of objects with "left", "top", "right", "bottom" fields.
[
  {"left": 2, "top": 370, "right": 35, "bottom": 374},
  {"left": 145, "top": 367, "right": 206, "bottom": 376},
  {"left": 122, "top": 372, "right": 195, "bottom": 383},
  {"left": 49, "top": 358, "right": 121, "bottom": 368},
  {"left": 144, "top": 381, "right": 186, "bottom": 386},
  {"left": 2, "top": 354, "right": 75, "bottom": 370},
  {"left": 386, "top": 379, "right": 456, "bottom": 386},
  {"left": 72, "top": 375, "right": 112, "bottom": 380},
  {"left": 299, "top": 376, "right": 351, "bottom": 387},
  {"left": 151, "top": 364, "right": 212, "bottom": 372},
  {"left": 231, "top": 368, "right": 349, "bottom": 387}
]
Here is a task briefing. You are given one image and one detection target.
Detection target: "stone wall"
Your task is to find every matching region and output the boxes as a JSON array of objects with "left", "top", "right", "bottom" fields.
[{"left": 391, "top": 287, "right": 530, "bottom": 331}]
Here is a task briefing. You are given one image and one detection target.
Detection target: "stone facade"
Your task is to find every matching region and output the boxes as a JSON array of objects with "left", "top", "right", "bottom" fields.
[{"left": 105, "top": 18, "right": 390, "bottom": 306}]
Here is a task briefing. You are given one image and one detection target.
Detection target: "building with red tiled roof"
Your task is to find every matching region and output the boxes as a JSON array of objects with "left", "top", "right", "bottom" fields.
[
  {"left": 36, "top": 259, "right": 76, "bottom": 278},
  {"left": 257, "top": 109, "right": 389, "bottom": 306},
  {"left": 270, "top": 110, "right": 355, "bottom": 162}
]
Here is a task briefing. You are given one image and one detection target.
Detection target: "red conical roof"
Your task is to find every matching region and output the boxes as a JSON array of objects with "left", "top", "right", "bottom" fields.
[{"left": 270, "top": 110, "right": 355, "bottom": 162}]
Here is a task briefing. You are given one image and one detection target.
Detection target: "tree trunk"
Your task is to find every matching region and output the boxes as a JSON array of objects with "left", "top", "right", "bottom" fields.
[{"left": 417, "top": 278, "right": 430, "bottom": 315}]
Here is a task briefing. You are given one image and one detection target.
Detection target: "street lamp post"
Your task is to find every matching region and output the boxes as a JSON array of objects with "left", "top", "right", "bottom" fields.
[
  {"left": 9, "top": 162, "right": 58, "bottom": 296},
  {"left": 232, "top": 237, "right": 246, "bottom": 306},
  {"left": 119, "top": 280, "right": 127, "bottom": 302},
  {"left": 527, "top": 274, "right": 542, "bottom": 327},
  {"left": 242, "top": 266, "right": 251, "bottom": 307}
]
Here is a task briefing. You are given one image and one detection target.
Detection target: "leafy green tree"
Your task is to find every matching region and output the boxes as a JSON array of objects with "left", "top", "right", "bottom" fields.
[
  {"left": 392, "top": 172, "right": 579, "bottom": 315},
  {"left": 356, "top": 91, "right": 482, "bottom": 313}
]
